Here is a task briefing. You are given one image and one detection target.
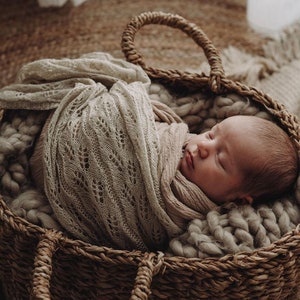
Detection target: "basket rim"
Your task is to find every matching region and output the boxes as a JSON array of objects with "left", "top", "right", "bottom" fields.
[{"left": 1, "top": 194, "right": 300, "bottom": 268}]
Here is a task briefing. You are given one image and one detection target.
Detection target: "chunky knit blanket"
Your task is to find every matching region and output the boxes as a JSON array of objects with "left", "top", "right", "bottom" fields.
[{"left": 149, "top": 83, "right": 300, "bottom": 258}]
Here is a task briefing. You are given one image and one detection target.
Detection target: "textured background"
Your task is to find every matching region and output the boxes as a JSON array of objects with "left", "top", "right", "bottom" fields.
[{"left": 0, "top": 0, "right": 269, "bottom": 88}]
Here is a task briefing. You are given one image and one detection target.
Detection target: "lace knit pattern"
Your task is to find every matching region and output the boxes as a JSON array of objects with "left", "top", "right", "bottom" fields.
[{"left": 43, "top": 80, "right": 174, "bottom": 250}]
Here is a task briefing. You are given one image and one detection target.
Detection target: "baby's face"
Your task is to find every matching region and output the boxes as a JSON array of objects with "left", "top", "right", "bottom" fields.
[{"left": 179, "top": 116, "right": 262, "bottom": 204}]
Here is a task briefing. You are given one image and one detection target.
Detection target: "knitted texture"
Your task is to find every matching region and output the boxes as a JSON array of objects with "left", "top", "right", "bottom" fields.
[
  {"left": 3, "top": 82, "right": 300, "bottom": 258},
  {"left": 155, "top": 121, "right": 217, "bottom": 228},
  {"left": 169, "top": 199, "right": 300, "bottom": 258},
  {"left": 0, "top": 110, "right": 45, "bottom": 197},
  {"left": 0, "top": 110, "right": 61, "bottom": 229},
  {"left": 0, "top": 52, "right": 174, "bottom": 251},
  {"left": 149, "top": 83, "right": 272, "bottom": 133},
  {"left": 193, "top": 22, "right": 300, "bottom": 118},
  {"left": 0, "top": 52, "right": 217, "bottom": 251},
  {"left": 43, "top": 78, "right": 172, "bottom": 251},
  {"left": 148, "top": 83, "right": 300, "bottom": 258},
  {"left": 0, "top": 51, "right": 299, "bottom": 257}
]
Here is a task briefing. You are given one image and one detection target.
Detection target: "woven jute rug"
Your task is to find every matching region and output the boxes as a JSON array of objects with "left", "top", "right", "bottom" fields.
[{"left": 1, "top": 0, "right": 267, "bottom": 88}]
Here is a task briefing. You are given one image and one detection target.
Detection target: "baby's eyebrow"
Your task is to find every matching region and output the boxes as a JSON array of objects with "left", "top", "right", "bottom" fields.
[
  {"left": 212, "top": 124, "right": 219, "bottom": 135},
  {"left": 214, "top": 124, "right": 233, "bottom": 167},
  {"left": 219, "top": 129, "right": 236, "bottom": 173},
  {"left": 216, "top": 125, "right": 228, "bottom": 150}
]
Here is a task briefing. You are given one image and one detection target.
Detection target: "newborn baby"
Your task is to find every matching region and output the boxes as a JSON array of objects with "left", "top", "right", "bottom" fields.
[{"left": 180, "top": 115, "right": 298, "bottom": 205}]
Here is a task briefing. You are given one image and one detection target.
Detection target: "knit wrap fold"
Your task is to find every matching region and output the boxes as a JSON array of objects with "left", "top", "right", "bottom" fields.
[{"left": 43, "top": 78, "right": 172, "bottom": 250}]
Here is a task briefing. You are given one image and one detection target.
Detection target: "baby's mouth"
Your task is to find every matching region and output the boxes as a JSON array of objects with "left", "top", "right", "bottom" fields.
[{"left": 185, "top": 151, "right": 194, "bottom": 169}]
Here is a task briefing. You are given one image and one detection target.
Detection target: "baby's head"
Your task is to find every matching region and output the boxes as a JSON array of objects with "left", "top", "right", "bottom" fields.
[{"left": 179, "top": 115, "right": 298, "bottom": 205}]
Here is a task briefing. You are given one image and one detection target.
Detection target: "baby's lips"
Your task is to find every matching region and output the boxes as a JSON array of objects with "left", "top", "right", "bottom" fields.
[{"left": 186, "top": 151, "right": 194, "bottom": 169}]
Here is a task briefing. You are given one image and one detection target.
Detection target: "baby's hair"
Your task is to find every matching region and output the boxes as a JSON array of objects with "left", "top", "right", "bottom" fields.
[{"left": 240, "top": 117, "right": 298, "bottom": 203}]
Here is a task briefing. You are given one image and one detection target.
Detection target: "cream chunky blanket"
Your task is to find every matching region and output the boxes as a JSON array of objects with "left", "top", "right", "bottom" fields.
[{"left": 0, "top": 52, "right": 299, "bottom": 256}]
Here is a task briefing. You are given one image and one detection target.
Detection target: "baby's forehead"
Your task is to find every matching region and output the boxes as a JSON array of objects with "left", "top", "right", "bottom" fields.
[
  {"left": 217, "top": 116, "right": 261, "bottom": 133},
  {"left": 217, "top": 117, "right": 264, "bottom": 155},
  {"left": 219, "top": 115, "right": 257, "bottom": 125}
]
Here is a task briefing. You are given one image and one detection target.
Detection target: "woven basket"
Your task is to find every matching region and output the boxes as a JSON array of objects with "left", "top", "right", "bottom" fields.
[{"left": 1, "top": 11, "right": 300, "bottom": 300}]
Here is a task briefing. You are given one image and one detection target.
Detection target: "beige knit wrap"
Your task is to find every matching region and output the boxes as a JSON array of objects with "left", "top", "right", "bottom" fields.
[{"left": 0, "top": 52, "right": 216, "bottom": 251}]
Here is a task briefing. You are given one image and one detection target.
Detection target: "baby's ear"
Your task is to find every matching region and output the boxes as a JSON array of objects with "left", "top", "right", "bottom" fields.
[
  {"left": 243, "top": 195, "right": 253, "bottom": 205},
  {"left": 234, "top": 195, "right": 253, "bottom": 205}
]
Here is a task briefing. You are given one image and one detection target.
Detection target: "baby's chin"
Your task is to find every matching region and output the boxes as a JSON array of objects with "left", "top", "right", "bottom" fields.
[{"left": 199, "top": 188, "right": 230, "bottom": 205}]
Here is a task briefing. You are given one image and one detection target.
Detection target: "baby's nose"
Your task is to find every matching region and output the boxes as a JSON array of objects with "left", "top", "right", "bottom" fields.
[
  {"left": 192, "top": 143, "right": 209, "bottom": 159},
  {"left": 199, "top": 145, "right": 209, "bottom": 159}
]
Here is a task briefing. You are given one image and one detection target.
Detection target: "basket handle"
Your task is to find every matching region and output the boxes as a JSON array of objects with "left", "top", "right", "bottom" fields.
[
  {"left": 31, "top": 230, "right": 63, "bottom": 300},
  {"left": 121, "top": 11, "right": 225, "bottom": 93},
  {"left": 130, "top": 252, "right": 164, "bottom": 300}
]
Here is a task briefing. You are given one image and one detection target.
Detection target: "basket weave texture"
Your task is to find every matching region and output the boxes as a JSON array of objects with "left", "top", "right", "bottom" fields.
[{"left": 1, "top": 11, "right": 300, "bottom": 300}]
